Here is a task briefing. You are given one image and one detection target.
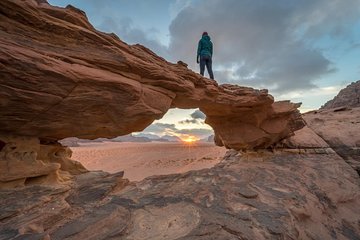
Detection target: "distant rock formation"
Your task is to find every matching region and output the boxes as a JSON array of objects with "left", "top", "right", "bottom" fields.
[
  {"left": 61, "top": 135, "right": 168, "bottom": 147},
  {"left": 199, "top": 134, "right": 215, "bottom": 143},
  {"left": 60, "top": 134, "right": 184, "bottom": 146},
  {"left": 133, "top": 133, "right": 160, "bottom": 140},
  {"left": 60, "top": 137, "right": 109, "bottom": 147},
  {"left": 133, "top": 133, "right": 182, "bottom": 142},
  {"left": 159, "top": 135, "right": 182, "bottom": 142},
  {"left": 59, "top": 137, "right": 81, "bottom": 147},
  {"left": 321, "top": 80, "right": 360, "bottom": 109},
  {"left": 112, "top": 134, "right": 152, "bottom": 143}
]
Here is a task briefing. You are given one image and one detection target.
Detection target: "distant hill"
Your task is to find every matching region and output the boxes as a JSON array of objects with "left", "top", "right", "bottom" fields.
[
  {"left": 134, "top": 133, "right": 161, "bottom": 140},
  {"left": 135, "top": 133, "right": 181, "bottom": 142},
  {"left": 59, "top": 137, "right": 108, "bottom": 147},
  {"left": 199, "top": 135, "right": 214, "bottom": 143},
  {"left": 112, "top": 134, "right": 151, "bottom": 142},
  {"left": 160, "top": 135, "right": 182, "bottom": 142},
  {"left": 321, "top": 80, "right": 360, "bottom": 109},
  {"left": 59, "top": 137, "right": 81, "bottom": 147},
  {"left": 60, "top": 133, "right": 185, "bottom": 147},
  {"left": 60, "top": 134, "right": 152, "bottom": 147}
]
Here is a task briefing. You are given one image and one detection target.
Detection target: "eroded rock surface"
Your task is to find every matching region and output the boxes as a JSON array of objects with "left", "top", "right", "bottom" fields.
[
  {"left": 0, "top": 134, "right": 87, "bottom": 189},
  {"left": 304, "top": 107, "right": 360, "bottom": 175},
  {"left": 0, "top": 0, "right": 304, "bottom": 150},
  {"left": 1, "top": 151, "right": 359, "bottom": 240}
]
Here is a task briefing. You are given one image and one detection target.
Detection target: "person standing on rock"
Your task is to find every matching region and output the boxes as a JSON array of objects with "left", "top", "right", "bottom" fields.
[{"left": 197, "top": 32, "right": 214, "bottom": 80}]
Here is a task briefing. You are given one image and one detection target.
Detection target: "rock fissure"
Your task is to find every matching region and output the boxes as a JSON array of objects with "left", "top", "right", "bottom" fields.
[
  {"left": 0, "top": 82, "right": 66, "bottom": 100},
  {"left": 18, "top": 84, "right": 80, "bottom": 135},
  {"left": 220, "top": 225, "right": 245, "bottom": 238}
]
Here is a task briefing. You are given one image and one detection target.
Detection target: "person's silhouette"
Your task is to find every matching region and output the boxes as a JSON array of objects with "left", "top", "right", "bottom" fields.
[{"left": 197, "top": 32, "right": 214, "bottom": 79}]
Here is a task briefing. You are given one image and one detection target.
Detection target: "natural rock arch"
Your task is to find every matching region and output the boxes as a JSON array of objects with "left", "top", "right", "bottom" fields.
[
  {"left": 1, "top": 3, "right": 360, "bottom": 240},
  {"left": 0, "top": 0, "right": 304, "bottom": 151}
]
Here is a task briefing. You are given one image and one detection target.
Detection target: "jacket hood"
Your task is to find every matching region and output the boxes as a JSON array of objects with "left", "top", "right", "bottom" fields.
[{"left": 202, "top": 35, "right": 211, "bottom": 41}]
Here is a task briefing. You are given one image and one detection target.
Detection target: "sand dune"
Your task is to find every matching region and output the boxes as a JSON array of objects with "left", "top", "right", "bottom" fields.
[{"left": 70, "top": 142, "right": 227, "bottom": 181}]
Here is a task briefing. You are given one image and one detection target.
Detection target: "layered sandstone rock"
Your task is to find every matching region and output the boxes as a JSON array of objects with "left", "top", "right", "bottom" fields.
[
  {"left": 1, "top": 150, "right": 359, "bottom": 239},
  {"left": 303, "top": 107, "right": 360, "bottom": 175},
  {"left": 0, "top": 134, "right": 87, "bottom": 189},
  {"left": 0, "top": 0, "right": 304, "bottom": 151},
  {"left": 0, "top": 135, "right": 60, "bottom": 188}
]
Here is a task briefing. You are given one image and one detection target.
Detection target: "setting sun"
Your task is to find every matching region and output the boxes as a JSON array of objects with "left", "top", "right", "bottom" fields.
[{"left": 181, "top": 135, "right": 198, "bottom": 144}]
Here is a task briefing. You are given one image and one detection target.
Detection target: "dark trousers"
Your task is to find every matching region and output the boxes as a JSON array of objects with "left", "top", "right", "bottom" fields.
[{"left": 200, "top": 55, "right": 214, "bottom": 79}]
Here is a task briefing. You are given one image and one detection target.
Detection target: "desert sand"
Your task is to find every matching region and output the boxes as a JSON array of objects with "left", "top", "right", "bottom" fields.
[{"left": 70, "top": 142, "right": 228, "bottom": 181}]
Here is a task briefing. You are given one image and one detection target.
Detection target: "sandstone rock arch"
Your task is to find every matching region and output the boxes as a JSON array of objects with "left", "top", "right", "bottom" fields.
[
  {"left": 1, "top": 3, "right": 360, "bottom": 239},
  {"left": 0, "top": 0, "right": 304, "bottom": 151},
  {"left": 0, "top": 0, "right": 307, "bottom": 188}
]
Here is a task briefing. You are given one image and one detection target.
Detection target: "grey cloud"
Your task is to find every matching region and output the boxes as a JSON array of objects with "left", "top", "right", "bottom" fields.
[
  {"left": 178, "top": 119, "right": 199, "bottom": 124},
  {"left": 169, "top": 0, "right": 191, "bottom": 19},
  {"left": 97, "top": 16, "right": 169, "bottom": 58},
  {"left": 190, "top": 110, "right": 206, "bottom": 120},
  {"left": 349, "top": 42, "right": 360, "bottom": 51},
  {"left": 293, "top": 1, "right": 360, "bottom": 40},
  {"left": 236, "top": 45, "right": 337, "bottom": 92},
  {"left": 50, "top": 0, "right": 171, "bottom": 58},
  {"left": 175, "top": 128, "right": 213, "bottom": 138},
  {"left": 178, "top": 109, "right": 206, "bottom": 124},
  {"left": 168, "top": 0, "right": 359, "bottom": 93},
  {"left": 143, "top": 123, "right": 177, "bottom": 134},
  {"left": 142, "top": 123, "right": 213, "bottom": 138}
]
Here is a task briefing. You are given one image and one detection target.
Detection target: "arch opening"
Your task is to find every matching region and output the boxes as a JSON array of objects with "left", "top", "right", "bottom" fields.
[
  {"left": 135, "top": 108, "right": 212, "bottom": 143},
  {"left": 63, "top": 108, "right": 227, "bottom": 181}
]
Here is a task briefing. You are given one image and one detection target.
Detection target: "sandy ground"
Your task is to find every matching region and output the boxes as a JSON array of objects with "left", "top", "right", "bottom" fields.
[{"left": 70, "top": 142, "right": 228, "bottom": 181}]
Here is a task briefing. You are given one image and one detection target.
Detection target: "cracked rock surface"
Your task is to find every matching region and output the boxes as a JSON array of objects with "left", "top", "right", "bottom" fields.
[{"left": 1, "top": 151, "right": 359, "bottom": 240}]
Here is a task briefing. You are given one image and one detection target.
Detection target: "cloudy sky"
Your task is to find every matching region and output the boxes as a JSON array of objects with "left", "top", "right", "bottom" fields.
[{"left": 49, "top": 0, "right": 360, "bottom": 140}]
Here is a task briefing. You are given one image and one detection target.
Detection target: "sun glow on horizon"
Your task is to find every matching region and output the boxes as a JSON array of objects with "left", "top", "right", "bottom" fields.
[{"left": 181, "top": 135, "right": 198, "bottom": 144}]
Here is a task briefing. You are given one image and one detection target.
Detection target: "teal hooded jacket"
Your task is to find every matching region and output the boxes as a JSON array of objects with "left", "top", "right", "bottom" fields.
[{"left": 197, "top": 35, "right": 213, "bottom": 58}]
